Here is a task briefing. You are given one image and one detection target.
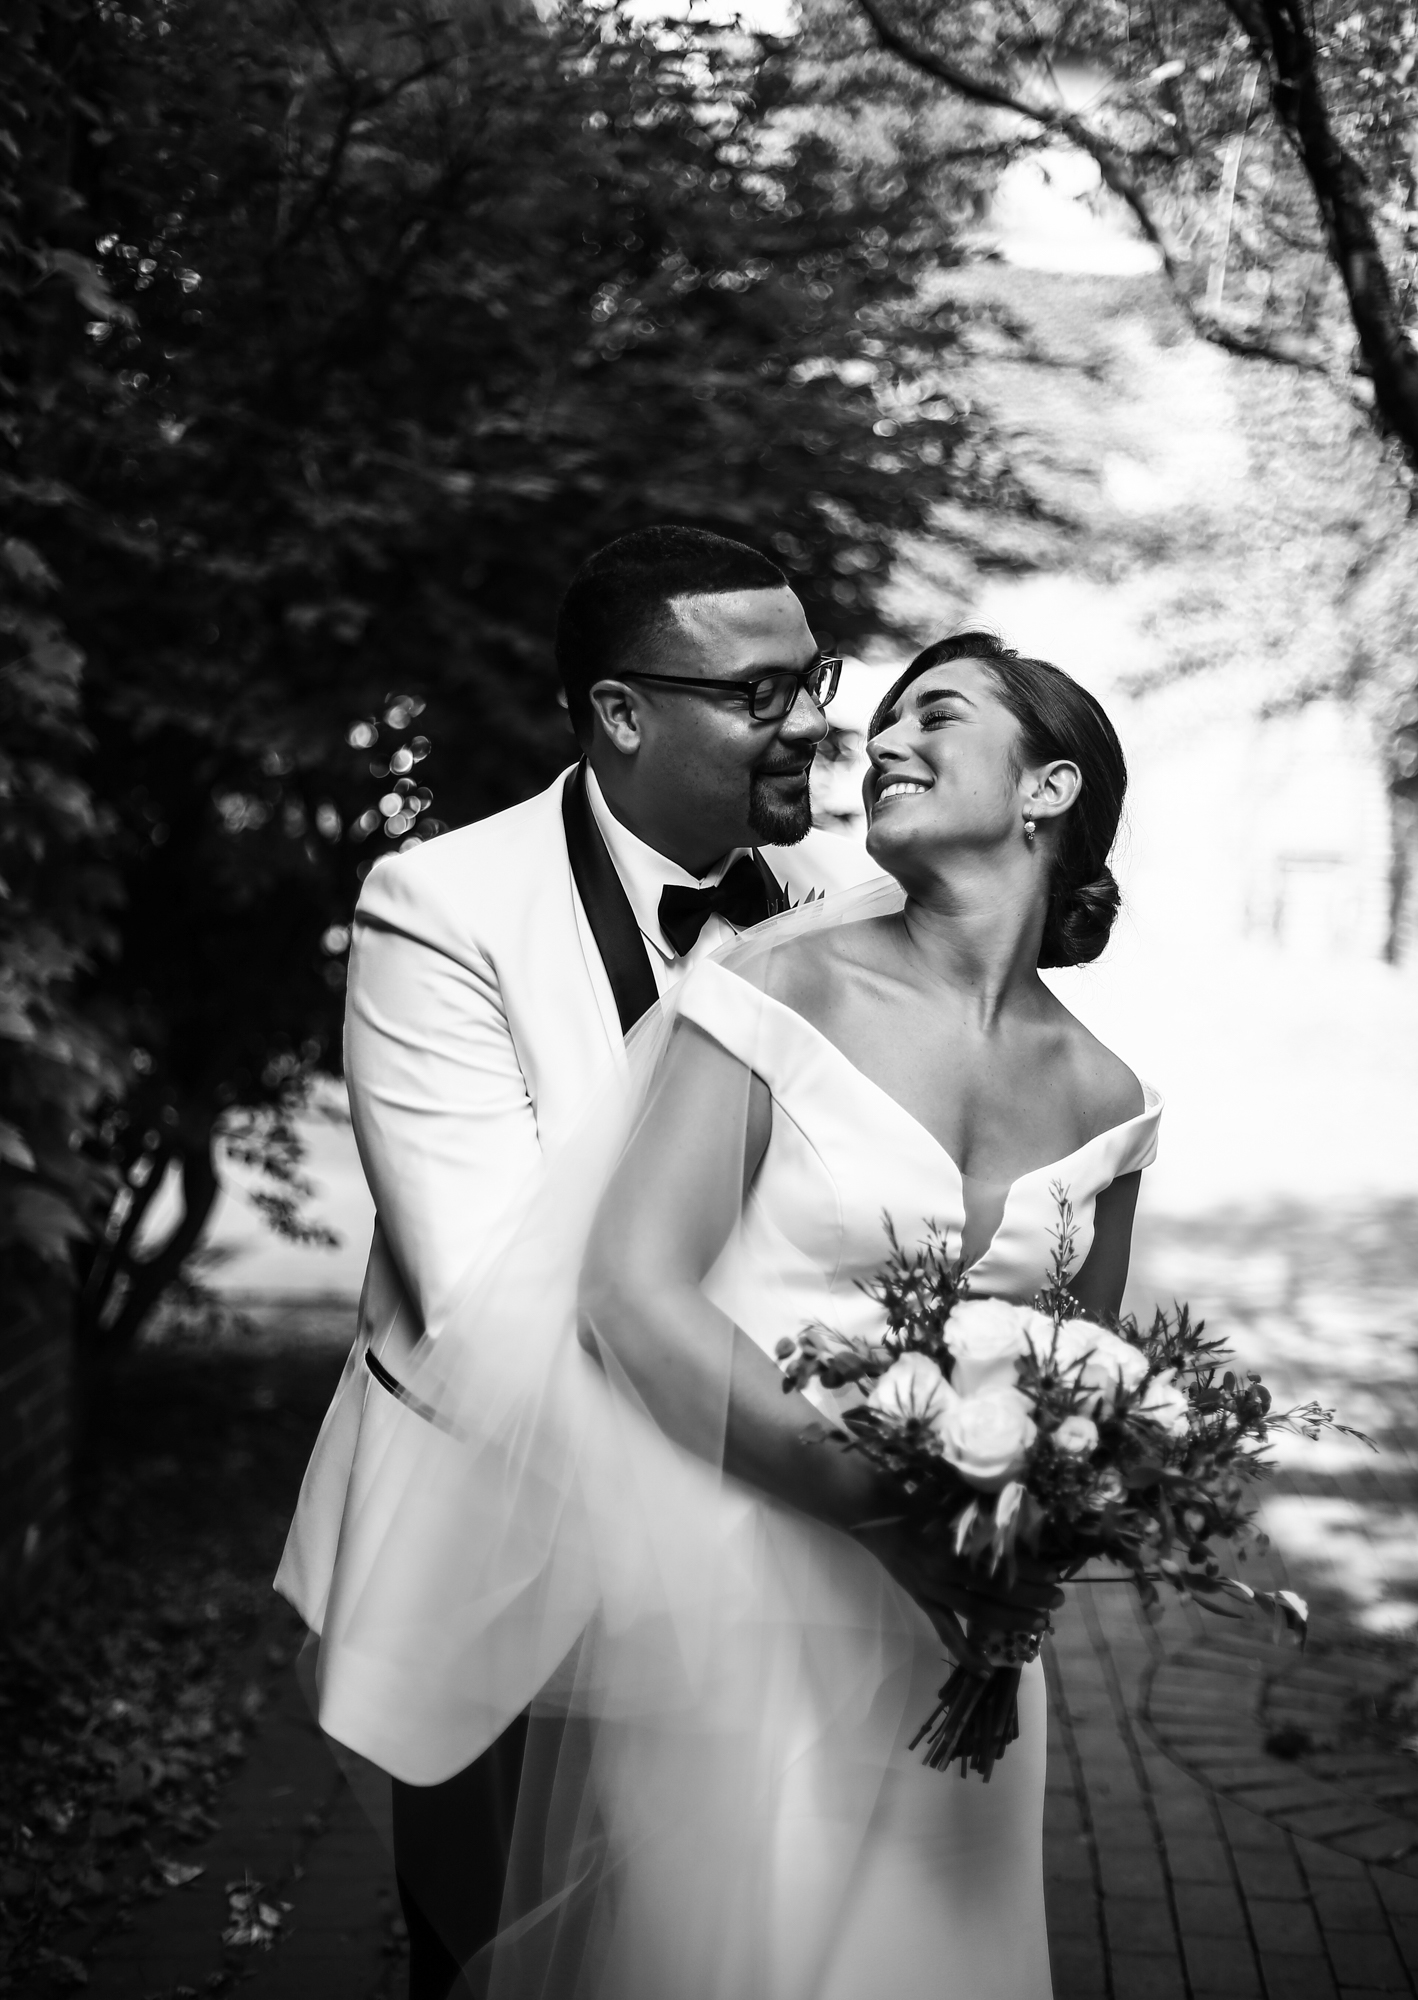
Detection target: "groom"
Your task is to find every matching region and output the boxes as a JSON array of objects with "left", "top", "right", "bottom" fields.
[{"left": 278, "top": 526, "right": 877, "bottom": 1997}]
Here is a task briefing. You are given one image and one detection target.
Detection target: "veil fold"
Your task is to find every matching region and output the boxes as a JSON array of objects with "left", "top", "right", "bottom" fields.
[{"left": 311, "top": 877, "right": 960, "bottom": 1999}]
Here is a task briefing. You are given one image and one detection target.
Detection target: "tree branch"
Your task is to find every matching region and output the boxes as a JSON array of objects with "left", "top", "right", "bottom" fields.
[
  {"left": 930, "top": 131, "right": 1053, "bottom": 164},
  {"left": 852, "top": 0, "right": 1332, "bottom": 379}
]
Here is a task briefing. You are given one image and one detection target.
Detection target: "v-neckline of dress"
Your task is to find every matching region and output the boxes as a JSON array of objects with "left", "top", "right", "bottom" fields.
[{"left": 738, "top": 969, "right": 1157, "bottom": 1275}]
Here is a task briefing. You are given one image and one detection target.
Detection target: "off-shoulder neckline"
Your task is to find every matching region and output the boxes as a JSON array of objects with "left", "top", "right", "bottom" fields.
[{"left": 693, "top": 958, "right": 1162, "bottom": 1197}]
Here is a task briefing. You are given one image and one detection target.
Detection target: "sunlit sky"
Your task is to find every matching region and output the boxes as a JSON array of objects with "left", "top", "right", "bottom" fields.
[{"left": 622, "top": 0, "right": 799, "bottom": 32}]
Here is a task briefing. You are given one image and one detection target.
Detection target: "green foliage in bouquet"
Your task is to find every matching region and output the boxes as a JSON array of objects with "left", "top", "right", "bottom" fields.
[{"left": 777, "top": 1187, "right": 1371, "bottom": 1777}]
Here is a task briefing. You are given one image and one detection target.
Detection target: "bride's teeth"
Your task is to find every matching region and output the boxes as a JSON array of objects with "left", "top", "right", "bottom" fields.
[{"left": 878, "top": 781, "right": 928, "bottom": 803}]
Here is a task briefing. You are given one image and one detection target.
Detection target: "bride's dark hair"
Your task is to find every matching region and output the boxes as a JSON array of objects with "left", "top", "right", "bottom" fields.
[{"left": 869, "top": 631, "right": 1127, "bottom": 968}]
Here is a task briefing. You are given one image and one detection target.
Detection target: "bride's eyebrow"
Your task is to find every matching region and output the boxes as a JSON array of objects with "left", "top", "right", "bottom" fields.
[{"left": 913, "top": 684, "right": 973, "bottom": 709}]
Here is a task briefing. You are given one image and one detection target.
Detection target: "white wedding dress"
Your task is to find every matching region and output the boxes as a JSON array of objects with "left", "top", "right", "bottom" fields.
[
  {"left": 586, "top": 958, "right": 1162, "bottom": 2000},
  {"left": 312, "top": 904, "right": 1161, "bottom": 2000}
]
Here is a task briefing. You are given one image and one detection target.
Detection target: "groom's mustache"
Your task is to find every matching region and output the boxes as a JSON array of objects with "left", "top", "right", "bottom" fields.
[{"left": 752, "top": 749, "right": 816, "bottom": 779}]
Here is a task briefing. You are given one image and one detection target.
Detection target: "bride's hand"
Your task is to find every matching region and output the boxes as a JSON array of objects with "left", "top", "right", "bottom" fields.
[{"left": 857, "top": 1524, "right": 1063, "bottom": 1676}]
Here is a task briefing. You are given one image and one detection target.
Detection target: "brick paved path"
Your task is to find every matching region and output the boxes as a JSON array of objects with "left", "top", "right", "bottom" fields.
[
  {"left": 93, "top": 1583, "right": 1415, "bottom": 2000},
  {"left": 1047, "top": 1582, "right": 1418, "bottom": 2000}
]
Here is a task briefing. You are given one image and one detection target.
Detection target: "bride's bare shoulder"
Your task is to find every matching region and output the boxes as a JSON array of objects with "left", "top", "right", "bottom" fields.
[
  {"left": 1045, "top": 996, "right": 1147, "bottom": 1128},
  {"left": 745, "top": 918, "right": 891, "bottom": 1017}
]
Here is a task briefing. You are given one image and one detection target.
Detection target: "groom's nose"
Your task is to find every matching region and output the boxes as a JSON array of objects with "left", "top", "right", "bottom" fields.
[{"left": 776, "top": 681, "right": 831, "bottom": 750}]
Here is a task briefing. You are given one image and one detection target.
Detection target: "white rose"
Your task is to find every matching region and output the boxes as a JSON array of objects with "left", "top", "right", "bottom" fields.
[
  {"left": 1026, "top": 1317, "right": 1093, "bottom": 1371},
  {"left": 1135, "top": 1371, "right": 1192, "bottom": 1439},
  {"left": 943, "top": 1299, "right": 1037, "bottom": 1397},
  {"left": 1051, "top": 1413, "right": 1099, "bottom": 1456},
  {"left": 867, "top": 1352, "right": 957, "bottom": 1426},
  {"left": 1052, "top": 1319, "right": 1149, "bottom": 1414},
  {"left": 935, "top": 1385, "right": 1038, "bottom": 1492}
]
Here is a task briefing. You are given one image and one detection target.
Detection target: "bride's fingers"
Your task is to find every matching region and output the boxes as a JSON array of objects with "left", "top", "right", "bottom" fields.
[
  {"left": 917, "top": 1581, "right": 1049, "bottom": 1637},
  {"left": 942, "top": 1572, "right": 1063, "bottom": 1618},
  {"left": 994, "top": 1577, "right": 1065, "bottom": 1613},
  {"left": 924, "top": 1603, "right": 990, "bottom": 1675},
  {"left": 1009, "top": 1570, "right": 1067, "bottom": 1611}
]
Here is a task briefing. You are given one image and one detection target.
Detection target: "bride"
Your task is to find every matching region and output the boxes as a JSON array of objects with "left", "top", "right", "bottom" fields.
[{"left": 320, "top": 631, "right": 1160, "bottom": 1999}]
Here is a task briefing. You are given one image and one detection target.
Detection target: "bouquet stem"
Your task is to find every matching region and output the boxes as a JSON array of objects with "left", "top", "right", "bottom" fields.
[{"left": 909, "top": 1666, "right": 1022, "bottom": 1780}]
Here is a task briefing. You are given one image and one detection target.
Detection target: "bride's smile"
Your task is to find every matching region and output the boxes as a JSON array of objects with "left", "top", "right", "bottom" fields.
[
  {"left": 863, "top": 658, "right": 1080, "bottom": 896},
  {"left": 872, "top": 776, "right": 932, "bottom": 807}
]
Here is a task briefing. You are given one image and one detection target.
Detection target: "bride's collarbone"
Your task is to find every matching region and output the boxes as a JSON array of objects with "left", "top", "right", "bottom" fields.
[
  {"left": 763, "top": 931, "right": 1141, "bottom": 1173},
  {"left": 806, "top": 1006, "right": 1131, "bottom": 1182}
]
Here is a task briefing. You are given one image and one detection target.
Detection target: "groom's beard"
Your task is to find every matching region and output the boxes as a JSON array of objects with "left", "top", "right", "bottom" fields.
[{"left": 747, "top": 754, "right": 814, "bottom": 846}]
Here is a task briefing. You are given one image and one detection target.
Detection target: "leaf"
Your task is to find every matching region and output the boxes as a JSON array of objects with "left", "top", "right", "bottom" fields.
[
  {"left": 0, "top": 1117, "right": 37, "bottom": 1169},
  {"left": 153, "top": 1857, "right": 205, "bottom": 1888},
  {"left": 40, "top": 250, "right": 137, "bottom": 327},
  {"left": 1, "top": 535, "right": 59, "bottom": 592},
  {"left": 222, "top": 1875, "right": 288, "bottom": 1948},
  {"left": 0, "top": 1185, "right": 89, "bottom": 1260}
]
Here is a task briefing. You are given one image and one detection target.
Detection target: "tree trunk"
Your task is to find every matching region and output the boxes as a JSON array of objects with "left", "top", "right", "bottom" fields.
[
  {"left": 1388, "top": 789, "right": 1418, "bottom": 966},
  {"left": 77, "top": 1117, "right": 221, "bottom": 1349},
  {"left": 1224, "top": 0, "right": 1418, "bottom": 465},
  {"left": 75, "top": 1137, "right": 173, "bottom": 1339}
]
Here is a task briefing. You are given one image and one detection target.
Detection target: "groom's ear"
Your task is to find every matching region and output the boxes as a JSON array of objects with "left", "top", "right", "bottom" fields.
[{"left": 588, "top": 678, "right": 644, "bottom": 756}]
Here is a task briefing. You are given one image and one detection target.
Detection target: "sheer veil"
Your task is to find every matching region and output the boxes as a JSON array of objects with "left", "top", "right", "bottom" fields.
[{"left": 312, "top": 875, "right": 933, "bottom": 1999}]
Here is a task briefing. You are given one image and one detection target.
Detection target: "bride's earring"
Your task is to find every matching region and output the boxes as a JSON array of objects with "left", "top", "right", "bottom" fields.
[{"left": 1022, "top": 814, "right": 1037, "bottom": 846}]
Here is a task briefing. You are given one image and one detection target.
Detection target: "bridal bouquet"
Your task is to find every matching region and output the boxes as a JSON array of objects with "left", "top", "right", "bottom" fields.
[{"left": 776, "top": 1189, "right": 1364, "bottom": 1780}]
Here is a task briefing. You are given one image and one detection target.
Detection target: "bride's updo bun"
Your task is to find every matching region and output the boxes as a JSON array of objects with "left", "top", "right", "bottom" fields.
[{"left": 868, "top": 631, "right": 1127, "bottom": 969}]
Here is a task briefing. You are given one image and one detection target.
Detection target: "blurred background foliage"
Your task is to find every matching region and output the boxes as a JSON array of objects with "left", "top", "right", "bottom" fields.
[
  {"left": 3, "top": 0, "right": 1415, "bottom": 1369},
  {"left": 1, "top": 0, "right": 1024, "bottom": 1358}
]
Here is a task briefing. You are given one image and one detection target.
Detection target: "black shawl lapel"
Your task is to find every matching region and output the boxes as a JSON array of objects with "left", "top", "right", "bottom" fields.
[
  {"left": 562, "top": 761, "right": 793, "bottom": 1035},
  {"left": 561, "top": 760, "right": 661, "bottom": 1035},
  {"left": 751, "top": 849, "right": 790, "bottom": 917}
]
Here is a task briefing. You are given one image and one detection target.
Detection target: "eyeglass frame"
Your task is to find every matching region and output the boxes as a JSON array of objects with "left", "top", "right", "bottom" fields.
[{"left": 612, "top": 655, "right": 843, "bottom": 722}]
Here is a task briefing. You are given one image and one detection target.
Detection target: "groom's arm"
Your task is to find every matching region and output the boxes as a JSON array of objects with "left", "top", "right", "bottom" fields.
[{"left": 344, "top": 852, "right": 544, "bottom": 1335}]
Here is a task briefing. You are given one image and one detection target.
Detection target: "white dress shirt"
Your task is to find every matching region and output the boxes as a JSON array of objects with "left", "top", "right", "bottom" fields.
[{"left": 585, "top": 767, "right": 759, "bottom": 994}]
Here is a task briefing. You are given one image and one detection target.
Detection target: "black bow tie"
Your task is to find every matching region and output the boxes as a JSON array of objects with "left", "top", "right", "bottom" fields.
[{"left": 658, "top": 855, "right": 775, "bottom": 957}]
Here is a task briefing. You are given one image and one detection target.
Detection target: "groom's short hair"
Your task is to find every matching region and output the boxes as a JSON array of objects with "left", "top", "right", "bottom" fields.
[{"left": 555, "top": 526, "right": 787, "bottom": 740}]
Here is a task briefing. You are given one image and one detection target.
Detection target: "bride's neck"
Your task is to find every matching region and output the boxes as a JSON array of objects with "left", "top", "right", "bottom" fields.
[{"left": 895, "top": 863, "right": 1047, "bottom": 1027}]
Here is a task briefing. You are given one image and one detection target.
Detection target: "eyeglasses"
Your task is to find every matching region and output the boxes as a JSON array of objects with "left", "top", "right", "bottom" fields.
[{"left": 618, "top": 656, "right": 842, "bottom": 723}]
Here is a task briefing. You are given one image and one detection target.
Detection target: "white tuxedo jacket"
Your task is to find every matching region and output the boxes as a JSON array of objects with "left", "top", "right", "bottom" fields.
[{"left": 276, "top": 767, "right": 876, "bottom": 1640}]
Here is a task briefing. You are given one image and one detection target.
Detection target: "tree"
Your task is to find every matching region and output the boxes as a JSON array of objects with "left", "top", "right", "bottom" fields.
[
  {"left": 10, "top": 0, "right": 1020, "bottom": 1345},
  {"left": 833, "top": 0, "right": 1418, "bottom": 961},
  {"left": 846, "top": 0, "right": 1418, "bottom": 468},
  {"left": 0, "top": 2, "right": 126, "bottom": 1350}
]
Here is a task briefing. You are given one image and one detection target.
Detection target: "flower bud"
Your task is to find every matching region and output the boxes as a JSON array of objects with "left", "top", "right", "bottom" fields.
[{"left": 1052, "top": 1413, "right": 1099, "bottom": 1457}]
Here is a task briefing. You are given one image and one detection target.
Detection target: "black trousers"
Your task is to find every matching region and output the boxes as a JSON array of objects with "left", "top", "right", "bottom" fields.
[{"left": 392, "top": 1713, "right": 529, "bottom": 2000}]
